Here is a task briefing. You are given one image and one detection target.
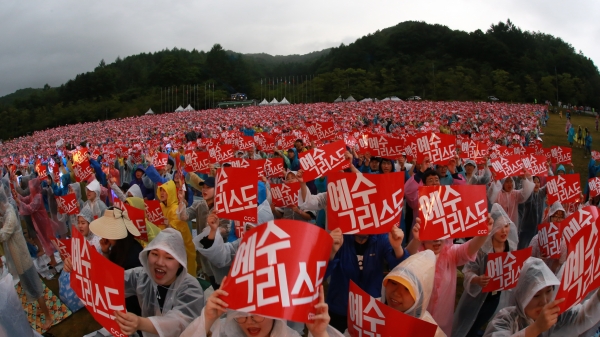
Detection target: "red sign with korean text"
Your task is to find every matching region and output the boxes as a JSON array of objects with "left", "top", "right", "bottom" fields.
[
  {"left": 208, "top": 144, "right": 235, "bottom": 164},
  {"left": 55, "top": 193, "right": 80, "bottom": 215},
  {"left": 556, "top": 206, "right": 600, "bottom": 313},
  {"left": 72, "top": 148, "right": 88, "bottom": 165},
  {"left": 236, "top": 136, "right": 255, "bottom": 151},
  {"left": 588, "top": 177, "right": 600, "bottom": 199},
  {"left": 70, "top": 228, "right": 126, "bottom": 337},
  {"left": 326, "top": 172, "right": 404, "bottom": 234},
  {"left": 359, "top": 134, "right": 405, "bottom": 159},
  {"left": 482, "top": 247, "right": 533, "bottom": 293},
  {"left": 418, "top": 185, "right": 489, "bottom": 240},
  {"left": 520, "top": 154, "right": 548, "bottom": 177},
  {"left": 50, "top": 237, "right": 71, "bottom": 261},
  {"left": 307, "top": 121, "right": 336, "bottom": 141},
  {"left": 537, "top": 222, "right": 562, "bottom": 259},
  {"left": 459, "top": 139, "right": 489, "bottom": 164},
  {"left": 73, "top": 159, "right": 95, "bottom": 183},
  {"left": 144, "top": 199, "right": 165, "bottom": 226},
  {"left": 124, "top": 204, "right": 149, "bottom": 242},
  {"left": 35, "top": 161, "right": 48, "bottom": 180},
  {"left": 415, "top": 132, "right": 456, "bottom": 165},
  {"left": 270, "top": 182, "right": 300, "bottom": 208},
  {"left": 550, "top": 146, "right": 572, "bottom": 164},
  {"left": 50, "top": 161, "right": 60, "bottom": 183},
  {"left": 264, "top": 157, "right": 285, "bottom": 178},
  {"left": 254, "top": 133, "right": 276, "bottom": 152},
  {"left": 277, "top": 136, "right": 297, "bottom": 150},
  {"left": 298, "top": 140, "right": 350, "bottom": 181},
  {"left": 220, "top": 220, "right": 332, "bottom": 323},
  {"left": 489, "top": 154, "right": 524, "bottom": 180},
  {"left": 215, "top": 167, "right": 258, "bottom": 223},
  {"left": 546, "top": 174, "right": 581, "bottom": 205},
  {"left": 152, "top": 153, "right": 169, "bottom": 170},
  {"left": 184, "top": 150, "right": 211, "bottom": 174},
  {"left": 347, "top": 281, "right": 437, "bottom": 337}
]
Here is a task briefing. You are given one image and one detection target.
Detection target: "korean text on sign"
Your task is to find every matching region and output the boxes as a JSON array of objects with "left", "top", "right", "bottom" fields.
[
  {"left": 418, "top": 185, "right": 488, "bottom": 240},
  {"left": 482, "top": 247, "right": 533, "bottom": 293},
  {"left": 546, "top": 174, "right": 581, "bottom": 205},
  {"left": 537, "top": 222, "right": 562, "bottom": 259},
  {"left": 220, "top": 220, "right": 333, "bottom": 323},
  {"left": 215, "top": 167, "right": 258, "bottom": 223},
  {"left": 416, "top": 132, "right": 456, "bottom": 165},
  {"left": 327, "top": 172, "right": 404, "bottom": 235},
  {"left": 298, "top": 140, "right": 350, "bottom": 181}
]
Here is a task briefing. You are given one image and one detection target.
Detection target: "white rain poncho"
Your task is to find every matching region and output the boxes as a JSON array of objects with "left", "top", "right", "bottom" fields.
[
  {"left": 518, "top": 184, "right": 547, "bottom": 250},
  {"left": 483, "top": 257, "right": 600, "bottom": 336},
  {"left": 84, "top": 179, "right": 107, "bottom": 219},
  {"left": 381, "top": 250, "right": 446, "bottom": 337},
  {"left": 529, "top": 202, "right": 568, "bottom": 275},
  {"left": 452, "top": 204, "right": 518, "bottom": 337},
  {"left": 0, "top": 273, "right": 42, "bottom": 337},
  {"left": 180, "top": 310, "right": 301, "bottom": 337},
  {"left": 487, "top": 177, "right": 534, "bottom": 231},
  {"left": 124, "top": 228, "right": 204, "bottom": 337}
]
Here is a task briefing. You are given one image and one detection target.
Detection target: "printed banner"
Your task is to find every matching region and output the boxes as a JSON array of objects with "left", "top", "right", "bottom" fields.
[
  {"left": 546, "top": 174, "right": 581, "bottom": 205},
  {"left": 347, "top": 281, "right": 437, "bottom": 337},
  {"left": 415, "top": 132, "right": 456, "bottom": 165},
  {"left": 124, "top": 204, "right": 149, "bottom": 242},
  {"left": 482, "top": 247, "right": 533, "bottom": 292},
  {"left": 144, "top": 199, "right": 165, "bottom": 226},
  {"left": 418, "top": 185, "right": 489, "bottom": 240},
  {"left": 537, "top": 222, "right": 562, "bottom": 259},
  {"left": 490, "top": 154, "right": 524, "bottom": 180},
  {"left": 326, "top": 172, "right": 404, "bottom": 234},
  {"left": 550, "top": 146, "right": 572, "bottom": 164},
  {"left": 70, "top": 228, "right": 126, "bottom": 337},
  {"left": 298, "top": 140, "right": 350, "bottom": 181},
  {"left": 55, "top": 193, "right": 80, "bottom": 215},
  {"left": 220, "top": 220, "right": 332, "bottom": 323},
  {"left": 307, "top": 121, "right": 336, "bottom": 141},
  {"left": 184, "top": 150, "right": 211, "bottom": 174},
  {"left": 556, "top": 206, "right": 600, "bottom": 313},
  {"left": 588, "top": 177, "right": 600, "bottom": 199},
  {"left": 73, "top": 159, "right": 95, "bottom": 183},
  {"left": 215, "top": 167, "right": 258, "bottom": 223},
  {"left": 270, "top": 182, "right": 300, "bottom": 208}
]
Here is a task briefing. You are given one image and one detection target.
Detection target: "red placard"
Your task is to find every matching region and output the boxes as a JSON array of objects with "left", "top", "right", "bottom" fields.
[
  {"left": 415, "top": 132, "right": 456, "bottom": 165},
  {"left": 326, "top": 172, "right": 404, "bottom": 234},
  {"left": 152, "top": 153, "right": 169, "bottom": 170},
  {"left": 521, "top": 154, "right": 548, "bottom": 177},
  {"left": 124, "top": 204, "right": 148, "bottom": 242},
  {"left": 592, "top": 150, "right": 600, "bottom": 161},
  {"left": 546, "top": 174, "right": 581, "bottom": 205},
  {"left": 55, "top": 193, "right": 80, "bottom": 215},
  {"left": 215, "top": 167, "right": 258, "bottom": 223},
  {"left": 220, "top": 220, "right": 332, "bottom": 323},
  {"left": 208, "top": 144, "right": 234, "bottom": 164},
  {"left": 550, "top": 146, "right": 572, "bottom": 164},
  {"left": 50, "top": 161, "right": 61, "bottom": 183},
  {"left": 277, "top": 136, "right": 297, "bottom": 150},
  {"left": 347, "top": 281, "right": 437, "bottom": 337},
  {"left": 418, "top": 185, "right": 489, "bottom": 240},
  {"left": 184, "top": 150, "right": 211, "bottom": 173},
  {"left": 90, "top": 149, "right": 102, "bottom": 161},
  {"left": 73, "top": 159, "right": 95, "bottom": 183},
  {"left": 489, "top": 154, "right": 524, "bottom": 180},
  {"left": 270, "top": 182, "right": 300, "bottom": 207},
  {"left": 556, "top": 206, "right": 600, "bottom": 313},
  {"left": 72, "top": 148, "right": 88, "bottom": 165},
  {"left": 307, "top": 121, "right": 336, "bottom": 141},
  {"left": 237, "top": 136, "right": 255, "bottom": 151},
  {"left": 35, "top": 161, "right": 48, "bottom": 180},
  {"left": 588, "top": 177, "right": 600, "bottom": 199},
  {"left": 361, "top": 134, "right": 405, "bottom": 159},
  {"left": 537, "top": 222, "right": 562, "bottom": 259},
  {"left": 50, "top": 237, "right": 72, "bottom": 261},
  {"left": 263, "top": 157, "right": 285, "bottom": 178},
  {"left": 70, "top": 227, "right": 125, "bottom": 336},
  {"left": 254, "top": 133, "right": 275, "bottom": 152},
  {"left": 459, "top": 139, "right": 489, "bottom": 164},
  {"left": 229, "top": 158, "right": 260, "bottom": 170},
  {"left": 298, "top": 140, "right": 350, "bottom": 181},
  {"left": 482, "top": 247, "right": 533, "bottom": 293},
  {"left": 144, "top": 199, "right": 165, "bottom": 226}
]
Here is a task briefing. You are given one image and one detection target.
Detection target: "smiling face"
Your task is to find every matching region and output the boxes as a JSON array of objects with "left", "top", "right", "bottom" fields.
[
  {"left": 385, "top": 279, "right": 415, "bottom": 313},
  {"left": 423, "top": 240, "right": 443, "bottom": 255},
  {"left": 524, "top": 286, "right": 553, "bottom": 320},
  {"left": 147, "top": 249, "right": 180, "bottom": 286},
  {"left": 236, "top": 316, "right": 275, "bottom": 337}
]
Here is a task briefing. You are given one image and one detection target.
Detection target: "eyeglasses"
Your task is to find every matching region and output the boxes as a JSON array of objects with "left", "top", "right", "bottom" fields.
[{"left": 234, "top": 315, "right": 265, "bottom": 323}]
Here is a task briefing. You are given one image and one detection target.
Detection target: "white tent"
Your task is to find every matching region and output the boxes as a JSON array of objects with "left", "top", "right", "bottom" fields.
[
  {"left": 269, "top": 98, "right": 279, "bottom": 105},
  {"left": 184, "top": 104, "right": 194, "bottom": 111},
  {"left": 390, "top": 96, "right": 402, "bottom": 102},
  {"left": 345, "top": 95, "right": 356, "bottom": 102},
  {"left": 174, "top": 106, "right": 184, "bottom": 112},
  {"left": 380, "top": 97, "right": 391, "bottom": 102},
  {"left": 259, "top": 99, "right": 269, "bottom": 106},
  {"left": 333, "top": 95, "right": 343, "bottom": 103},
  {"left": 360, "top": 98, "right": 373, "bottom": 103},
  {"left": 145, "top": 108, "right": 155, "bottom": 115},
  {"left": 280, "top": 97, "right": 290, "bottom": 105}
]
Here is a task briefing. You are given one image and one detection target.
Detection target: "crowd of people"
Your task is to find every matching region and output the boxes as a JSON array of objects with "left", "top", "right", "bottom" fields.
[{"left": 1, "top": 100, "right": 600, "bottom": 337}]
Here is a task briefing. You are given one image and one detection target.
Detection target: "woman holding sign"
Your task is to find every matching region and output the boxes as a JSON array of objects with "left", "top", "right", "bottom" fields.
[
  {"left": 483, "top": 257, "right": 600, "bottom": 337},
  {"left": 452, "top": 204, "right": 518, "bottom": 337}
]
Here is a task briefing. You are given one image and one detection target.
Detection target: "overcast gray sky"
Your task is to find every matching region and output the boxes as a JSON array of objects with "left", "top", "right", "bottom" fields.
[{"left": 1, "top": 0, "right": 599, "bottom": 97}]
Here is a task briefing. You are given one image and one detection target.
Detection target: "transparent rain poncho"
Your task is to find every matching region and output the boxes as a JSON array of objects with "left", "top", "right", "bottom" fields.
[
  {"left": 452, "top": 204, "right": 518, "bottom": 337},
  {"left": 483, "top": 257, "right": 600, "bottom": 336},
  {"left": 381, "top": 250, "right": 446, "bottom": 337},
  {"left": 124, "top": 228, "right": 204, "bottom": 337}
]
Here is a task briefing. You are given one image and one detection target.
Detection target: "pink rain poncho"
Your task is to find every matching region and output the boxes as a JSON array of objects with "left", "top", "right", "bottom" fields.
[{"left": 18, "top": 178, "right": 59, "bottom": 258}]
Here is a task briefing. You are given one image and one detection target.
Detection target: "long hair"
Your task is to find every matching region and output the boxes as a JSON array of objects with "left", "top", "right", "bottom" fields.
[{"left": 109, "top": 232, "right": 141, "bottom": 269}]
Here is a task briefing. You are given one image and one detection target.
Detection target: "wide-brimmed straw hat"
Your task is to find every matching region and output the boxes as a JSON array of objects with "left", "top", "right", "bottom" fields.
[{"left": 89, "top": 207, "right": 140, "bottom": 240}]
